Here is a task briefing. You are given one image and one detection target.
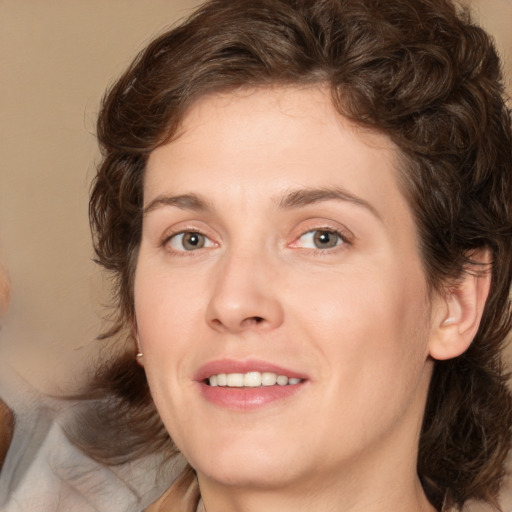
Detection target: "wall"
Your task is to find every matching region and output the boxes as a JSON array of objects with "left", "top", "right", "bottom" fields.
[{"left": 0, "top": 0, "right": 202, "bottom": 392}]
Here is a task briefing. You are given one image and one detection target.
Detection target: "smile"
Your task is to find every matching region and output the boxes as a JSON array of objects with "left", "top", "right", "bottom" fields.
[
  {"left": 208, "top": 372, "right": 303, "bottom": 387},
  {"left": 197, "top": 362, "right": 307, "bottom": 410}
]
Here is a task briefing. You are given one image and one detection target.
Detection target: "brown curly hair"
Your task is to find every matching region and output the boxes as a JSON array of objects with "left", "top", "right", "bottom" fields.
[{"left": 80, "top": 0, "right": 512, "bottom": 510}]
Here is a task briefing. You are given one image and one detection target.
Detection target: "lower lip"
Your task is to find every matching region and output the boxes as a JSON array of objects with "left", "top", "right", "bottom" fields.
[{"left": 198, "top": 382, "right": 305, "bottom": 411}]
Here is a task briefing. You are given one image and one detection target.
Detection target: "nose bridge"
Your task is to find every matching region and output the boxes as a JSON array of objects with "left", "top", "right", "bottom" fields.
[{"left": 206, "top": 241, "right": 284, "bottom": 333}]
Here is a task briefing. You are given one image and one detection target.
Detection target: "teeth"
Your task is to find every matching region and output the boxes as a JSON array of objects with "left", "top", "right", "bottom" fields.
[
  {"left": 207, "top": 371, "right": 303, "bottom": 387},
  {"left": 276, "top": 375, "right": 288, "bottom": 386},
  {"left": 227, "top": 373, "right": 244, "bottom": 387},
  {"left": 244, "top": 372, "right": 261, "bottom": 387},
  {"left": 261, "top": 372, "right": 277, "bottom": 386}
]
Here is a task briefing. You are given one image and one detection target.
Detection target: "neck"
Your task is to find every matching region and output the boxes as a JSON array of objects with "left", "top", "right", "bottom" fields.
[{"left": 198, "top": 456, "right": 437, "bottom": 512}]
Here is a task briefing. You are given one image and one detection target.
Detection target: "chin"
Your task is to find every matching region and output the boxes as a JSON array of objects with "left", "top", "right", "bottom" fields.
[
  {"left": 188, "top": 438, "right": 303, "bottom": 489},
  {"left": 200, "top": 461, "right": 296, "bottom": 490}
]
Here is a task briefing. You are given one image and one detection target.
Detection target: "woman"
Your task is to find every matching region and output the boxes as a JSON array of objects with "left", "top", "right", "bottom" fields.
[{"left": 83, "top": 0, "right": 512, "bottom": 510}]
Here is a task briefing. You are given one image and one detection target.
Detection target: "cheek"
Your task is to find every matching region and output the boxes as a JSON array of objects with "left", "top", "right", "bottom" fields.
[
  {"left": 134, "top": 271, "right": 198, "bottom": 439},
  {"left": 133, "top": 264, "right": 209, "bottom": 407},
  {"left": 134, "top": 270, "right": 176, "bottom": 375},
  {"left": 293, "top": 262, "right": 427, "bottom": 337},
  {"left": 135, "top": 262, "right": 204, "bottom": 340},
  {"left": 290, "top": 262, "right": 431, "bottom": 391}
]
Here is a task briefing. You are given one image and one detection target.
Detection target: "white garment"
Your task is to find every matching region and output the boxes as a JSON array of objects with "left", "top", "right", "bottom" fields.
[{"left": 0, "top": 363, "right": 178, "bottom": 512}]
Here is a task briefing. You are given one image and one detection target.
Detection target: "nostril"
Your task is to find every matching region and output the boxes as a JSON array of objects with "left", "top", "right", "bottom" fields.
[
  {"left": 209, "top": 316, "right": 264, "bottom": 328},
  {"left": 240, "top": 316, "right": 265, "bottom": 327}
]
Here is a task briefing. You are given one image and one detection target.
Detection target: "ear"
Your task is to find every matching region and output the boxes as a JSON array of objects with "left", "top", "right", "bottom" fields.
[{"left": 428, "top": 250, "right": 492, "bottom": 361}]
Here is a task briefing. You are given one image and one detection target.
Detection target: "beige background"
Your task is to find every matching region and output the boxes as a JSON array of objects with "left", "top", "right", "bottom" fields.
[
  {"left": 0, "top": 0, "right": 203, "bottom": 392},
  {"left": 0, "top": 0, "right": 511, "bottom": 394}
]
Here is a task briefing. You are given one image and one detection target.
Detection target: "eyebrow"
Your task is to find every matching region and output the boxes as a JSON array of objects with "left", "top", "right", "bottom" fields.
[
  {"left": 143, "top": 193, "right": 212, "bottom": 215},
  {"left": 276, "top": 187, "right": 380, "bottom": 219},
  {"left": 143, "top": 186, "right": 380, "bottom": 219}
]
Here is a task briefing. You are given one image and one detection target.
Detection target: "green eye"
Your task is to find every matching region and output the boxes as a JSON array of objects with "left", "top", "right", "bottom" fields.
[
  {"left": 298, "top": 230, "right": 343, "bottom": 249},
  {"left": 169, "top": 232, "right": 210, "bottom": 251}
]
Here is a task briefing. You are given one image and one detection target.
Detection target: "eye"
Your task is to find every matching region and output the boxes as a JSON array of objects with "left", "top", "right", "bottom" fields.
[
  {"left": 296, "top": 229, "right": 345, "bottom": 249},
  {"left": 167, "top": 231, "right": 215, "bottom": 251}
]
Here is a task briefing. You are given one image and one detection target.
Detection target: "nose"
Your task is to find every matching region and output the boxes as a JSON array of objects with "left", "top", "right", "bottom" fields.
[{"left": 205, "top": 249, "right": 284, "bottom": 334}]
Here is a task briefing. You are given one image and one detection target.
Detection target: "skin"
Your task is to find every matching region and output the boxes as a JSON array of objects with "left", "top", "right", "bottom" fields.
[
  {"left": 0, "top": 263, "right": 14, "bottom": 471},
  {"left": 0, "top": 399, "right": 14, "bottom": 472},
  {"left": 135, "top": 86, "right": 487, "bottom": 512}
]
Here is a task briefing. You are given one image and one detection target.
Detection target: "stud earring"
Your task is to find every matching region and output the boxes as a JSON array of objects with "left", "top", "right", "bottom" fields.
[{"left": 136, "top": 352, "right": 143, "bottom": 358}]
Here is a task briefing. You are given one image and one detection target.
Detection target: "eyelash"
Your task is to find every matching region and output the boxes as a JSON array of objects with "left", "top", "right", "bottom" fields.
[
  {"left": 162, "top": 228, "right": 216, "bottom": 254},
  {"left": 291, "top": 227, "right": 352, "bottom": 253},
  {"left": 161, "top": 226, "right": 352, "bottom": 255}
]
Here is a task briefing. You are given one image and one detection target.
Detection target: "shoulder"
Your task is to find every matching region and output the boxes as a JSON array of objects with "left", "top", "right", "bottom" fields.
[{"left": 145, "top": 466, "right": 199, "bottom": 512}]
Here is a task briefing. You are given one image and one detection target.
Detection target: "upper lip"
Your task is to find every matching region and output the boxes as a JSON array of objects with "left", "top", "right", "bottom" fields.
[{"left": 194, "top": 359, "right": 308, "bottom": 382}]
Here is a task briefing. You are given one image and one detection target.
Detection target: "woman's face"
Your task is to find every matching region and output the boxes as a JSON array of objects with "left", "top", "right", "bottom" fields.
[{"left": 135, "top": 86, "right": 440, "bottom": 493}]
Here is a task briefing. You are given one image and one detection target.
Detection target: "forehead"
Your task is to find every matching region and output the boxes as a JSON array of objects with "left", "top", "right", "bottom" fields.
[
  {"left": 145, "top": 86, "right": 403, "bottom": 205},
  {"left": 173, "top": 85, "right": 395, "bottom": 155},
  {"left": 144, "top": 87, "right": 415, "bottom": 235}
]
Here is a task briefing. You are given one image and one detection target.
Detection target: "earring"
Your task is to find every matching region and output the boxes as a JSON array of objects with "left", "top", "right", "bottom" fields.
[{"left": 136, "top": 352, "right": 143, "bottom": 358}]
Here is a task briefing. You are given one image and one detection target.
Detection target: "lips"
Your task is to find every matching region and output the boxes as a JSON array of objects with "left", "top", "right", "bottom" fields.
[{"left": 195, "top": 359, "right": 308, "bottom": 410}]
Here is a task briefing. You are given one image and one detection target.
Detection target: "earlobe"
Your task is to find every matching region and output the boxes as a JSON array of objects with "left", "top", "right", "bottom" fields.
[
  {"left": 133, "top": 320, "right": 144, "bottom": 367},
  {"left": 429, "top": 250, "right": 492, "bottom": 361}
]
